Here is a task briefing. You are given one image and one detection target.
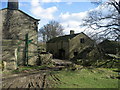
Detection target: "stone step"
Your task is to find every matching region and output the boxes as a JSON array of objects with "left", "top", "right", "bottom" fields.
[{"left": 52, "top": 59, "right": 73, "bottom": 67}]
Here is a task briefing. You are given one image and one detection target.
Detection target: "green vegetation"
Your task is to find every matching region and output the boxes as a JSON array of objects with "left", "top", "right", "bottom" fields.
[
  {"left": 12, "top": 65, "right": 46, "bottom": 73},
  {"left": 48, "top": 68, "right": 118, "bottom": 88},
  {"left": 2, "top": 65, "right": 51, "bottom": 75},
  {"left": 75, "top": 56, "right": 119, "bottom": 68}
]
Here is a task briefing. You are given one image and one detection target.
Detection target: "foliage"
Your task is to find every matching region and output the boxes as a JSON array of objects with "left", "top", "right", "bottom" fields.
[{"left": 39, "top": 20, "right": 64, "bottom": 42}]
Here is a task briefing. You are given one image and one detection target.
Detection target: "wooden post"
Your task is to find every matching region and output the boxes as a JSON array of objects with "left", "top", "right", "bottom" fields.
[{"left": 24, "top": 33, "right": 29, "bottom": 66}]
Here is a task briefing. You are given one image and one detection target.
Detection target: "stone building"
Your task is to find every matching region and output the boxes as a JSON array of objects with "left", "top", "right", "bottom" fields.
[
  {"left": 46, "top": 30, "right": 94, "bottom": 60},
  {"left": 0, "top": 0, "right": 40, "bottom": 70},
  {"left": 98, "top": 39, "right": 120, "bottom": 55}
]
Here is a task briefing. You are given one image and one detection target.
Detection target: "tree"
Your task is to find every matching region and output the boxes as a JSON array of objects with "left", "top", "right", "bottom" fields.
[
  {"left": 39, "top": 21, "right": 64, "bottom": 42},
  {"left": 82, "top": 0, "right": 120, "bottom": 42}
]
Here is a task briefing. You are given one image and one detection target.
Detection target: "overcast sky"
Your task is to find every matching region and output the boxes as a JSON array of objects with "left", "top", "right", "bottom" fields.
[{"left": 1, "top": 0, "right": 108, "bottom": 35}]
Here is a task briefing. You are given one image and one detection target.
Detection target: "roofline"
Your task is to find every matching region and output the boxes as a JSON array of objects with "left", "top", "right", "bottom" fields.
[
  {"left": 80, "top": 32, "right": 94, "bottom": 41},
  {"left": 18, "top": 9, "right": 40, "bottom": 21},
  {"left": 0, "top": 8, "right": 40, "bottom": 21},
  {"left": 47, "top": 33, "right": 80, "bottom": 43},
  {"left": 47, "top": 32, "right": 95, "bottom": 43}
]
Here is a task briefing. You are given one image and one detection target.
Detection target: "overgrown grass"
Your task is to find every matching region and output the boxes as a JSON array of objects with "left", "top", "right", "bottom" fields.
[{"left": 49, "top": 68, "right": 118, "bottom": 88}]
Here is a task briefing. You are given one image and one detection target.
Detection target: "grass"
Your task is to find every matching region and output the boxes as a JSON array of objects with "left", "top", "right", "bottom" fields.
[
  {"left": 12, "top": 65, "right": 49, "bottom": 73},
  {"left": 2, "top": 64, "right": 119, "bottom": 88},
  {"left": 2, "top": 65, "right": 51, "bottom": 75},
  {"left": 49, "top": 68, "right": 118, "bottom": 88}
]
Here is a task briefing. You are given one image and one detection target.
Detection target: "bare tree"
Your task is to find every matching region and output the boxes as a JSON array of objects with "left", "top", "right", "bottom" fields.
[
  {"left": 91, "top": 0, "right": 120, "bottom": 14},
  {"left": 82, "top": 0, "right": 120, "bottom": 42},
  {"left": 39, "top": 20, "right": 64, "bottom": 42}
]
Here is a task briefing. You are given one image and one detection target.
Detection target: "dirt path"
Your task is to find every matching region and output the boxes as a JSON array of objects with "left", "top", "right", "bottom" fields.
[
  {"left": 2, "top": 70, "right": 52, "bottom": 88},
  {"left": 2, "top": 59, "right": 74, "bottom": 89}
]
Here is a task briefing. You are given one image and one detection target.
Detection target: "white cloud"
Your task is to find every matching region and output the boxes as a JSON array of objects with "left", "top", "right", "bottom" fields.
[
  {"left": 59, "top": 11, "right": 89, "bottom": 34},
  {"left": 1, "top": 0, "right": 109, "bottom": 2},
  {"left": 59, "top": 12, "right": 88, "bottom": 21},
  {"left": 31, "top": 0, "right": 58, "bottom": 20},
  {"left": 59, "top": 2, "right": 115, "bottom": 35},
  {"left": 19, "top": 3, "right": 28, "bottom": 7},
  {"left": 30, "top": 0, "right": 113, "bottom": 36},
  {"left": 66, "top": 2, "right": 73, "bottom": 5},
  {"left": 30, "top": 0, "right": 90, "bottom": 33},
  {"left": 31, "top": 0, "right": 40, "bottom": 6},
  {"left": 41, "top": 0, "right": 61, "bottom": 3}
]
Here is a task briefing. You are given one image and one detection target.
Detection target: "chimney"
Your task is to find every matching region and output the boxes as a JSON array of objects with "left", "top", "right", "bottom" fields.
[
  {"left": 8, "top": 0, "right": 19, "bottom": 10},
  {"left": 70, "top": 30, "right": 74, "bottom": 35}
]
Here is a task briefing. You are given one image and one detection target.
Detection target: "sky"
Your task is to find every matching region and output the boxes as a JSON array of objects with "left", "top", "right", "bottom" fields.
[{"left": 0, "top": 0, "right": 108, "bottom": 36}]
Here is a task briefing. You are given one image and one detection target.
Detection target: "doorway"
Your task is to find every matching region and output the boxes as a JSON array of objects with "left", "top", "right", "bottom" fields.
[{"left": 59, "top": 49, "right": 65, "bottom": 59}]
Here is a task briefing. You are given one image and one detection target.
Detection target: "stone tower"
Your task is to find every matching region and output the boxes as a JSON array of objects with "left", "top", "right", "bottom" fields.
[{"left": 8, "top": 0, "right": 19, "bottom": 10}]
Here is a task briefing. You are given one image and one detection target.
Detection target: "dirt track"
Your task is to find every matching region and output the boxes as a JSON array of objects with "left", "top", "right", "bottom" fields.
[
  {"left": 2, "top": 59, "right": 74, "bottom": 89},
  {"left": 2, "top": 70, "right": 52, "bottom": 88}
]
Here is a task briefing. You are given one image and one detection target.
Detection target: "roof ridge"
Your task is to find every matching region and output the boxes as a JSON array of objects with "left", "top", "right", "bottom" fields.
[
  {"left": 47, "top": 33, "right": 82, "bottom": 43},
  {"left": 0, "top": 8, "right": 40, "bottom": 21}
]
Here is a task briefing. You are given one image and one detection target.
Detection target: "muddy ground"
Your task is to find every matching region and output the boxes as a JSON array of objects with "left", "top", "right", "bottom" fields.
[
  {"left": 2, "top": 71, "right": 52, "bottom": 88},
  {"left": 2, "top": 59, "right": 73, "bottom": 89}
]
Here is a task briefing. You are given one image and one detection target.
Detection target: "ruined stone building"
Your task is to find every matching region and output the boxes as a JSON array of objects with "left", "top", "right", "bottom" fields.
[
  {"left": 0, "top": 0, "right": 40, "bottom": 70},
  {"left": 46, "top": 30, "right": 94, "bottom": 60}
]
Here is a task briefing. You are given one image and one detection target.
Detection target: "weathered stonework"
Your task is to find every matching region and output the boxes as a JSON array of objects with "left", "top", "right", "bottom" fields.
[
  {"left": 2, "top": 40, "right": 17, "bottom": 69},
  {"left": 39, "top": 53, "right": 53, "bottom": 65},
  {"left": 0, "top": 6, "right": 39, "bottom": 70},
  {"left": 46, "top": 32, "right": 94, "bottom": 60}
]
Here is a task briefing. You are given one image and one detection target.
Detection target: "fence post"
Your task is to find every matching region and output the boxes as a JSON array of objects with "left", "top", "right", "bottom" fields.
[{"left": 24, "top": 33, "right": 29, "bottom": 66}]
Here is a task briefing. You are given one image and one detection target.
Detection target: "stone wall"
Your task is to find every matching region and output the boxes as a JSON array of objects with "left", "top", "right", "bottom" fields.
[
  {"left": 46, "top": 41, "right": 69, "bottom": 59},
  {"left": 1, "top": 9, "right": 38, "bottom": 40},
  {"left": 46, "top": 33, "right": 94, "bottom": 60},
  {"left": 39, "top": 53, "right": 52, "bottom": 65},
  {"left": 69, "top": 33, "right": 94, "bottom": 59},
  {"left": 0, "top": 9, "right": 39, "bottom": 68},
  {"left": 2, "top": 40, "right": 18, "bottom": 70}
]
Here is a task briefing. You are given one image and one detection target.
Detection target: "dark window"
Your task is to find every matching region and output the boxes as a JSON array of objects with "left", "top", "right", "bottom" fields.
[
  {"left": 59, "top": 49, "right": 65, "bottom": 59},
  {"left": 74, "top": 52, "right": 78, "bottom": 56},
  {"left": 80, "top": 38, "right": 85, "bottom": 43}
]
